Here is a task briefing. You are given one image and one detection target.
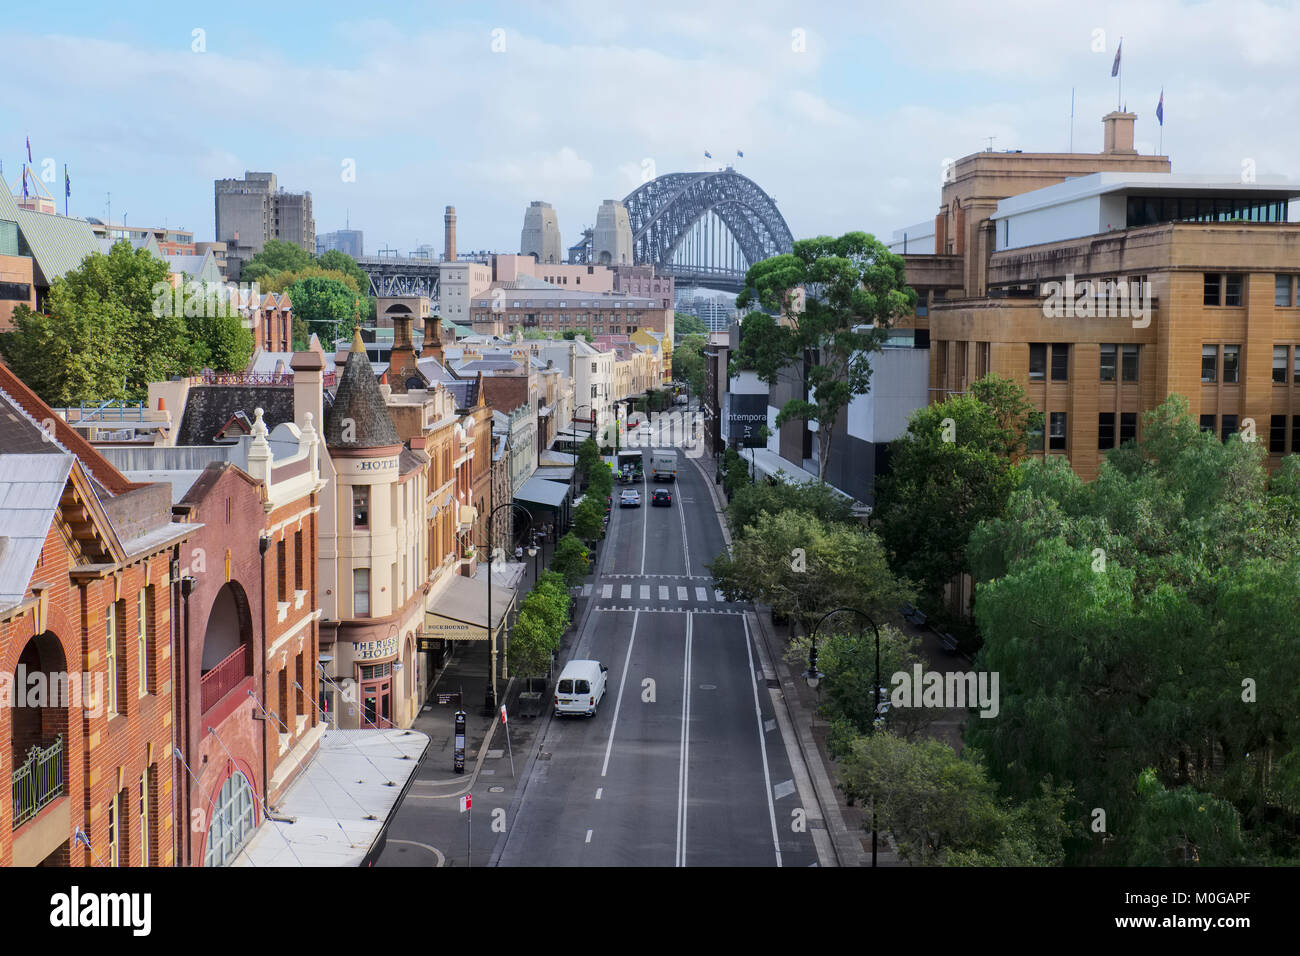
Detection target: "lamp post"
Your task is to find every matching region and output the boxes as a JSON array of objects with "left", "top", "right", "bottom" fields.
[
  {"left": 809, "top": 606, "right": 882, "bottom": 868},
  {"left": 572, "top": 403, "right": 594, "bottom": 499},
  {"left": 480, "top": 498, "right": 534, "bottom": 715}
]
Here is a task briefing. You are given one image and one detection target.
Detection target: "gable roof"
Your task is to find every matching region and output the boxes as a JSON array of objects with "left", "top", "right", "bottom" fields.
[
  {"left": 1, "top": 188, "right": 99, "bottom": 288},
  {"left": 0, "top": 453, "right": 75, "bottom": 610},
  {"left": 174, "top": 385, "right": 296, "bottom": 446}
]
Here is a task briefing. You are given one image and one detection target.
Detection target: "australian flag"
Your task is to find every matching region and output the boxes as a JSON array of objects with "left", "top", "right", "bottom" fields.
[
  {"left": 26, "top": 135, "right": 32, "bottom": 163},
  {"left": 1156, "top": 89, "right": 1164, "bottom": 126},
  {"left": 1111, "top": 39, "right": 1122, "bottom": 77},
  {"left": 737, "top": 149, "right": 744, "bottom": 157},
  {"left": 65, "top": 165, "right": 70, "bottom": 198},
  {"left": 704, "top": 150, "right": 712, "bottom": 158}
]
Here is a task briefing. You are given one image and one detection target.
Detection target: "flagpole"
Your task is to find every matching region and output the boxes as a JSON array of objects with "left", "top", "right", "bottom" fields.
[{"left": 1117, "top": 36, "right": 1123, "bottom": 112}]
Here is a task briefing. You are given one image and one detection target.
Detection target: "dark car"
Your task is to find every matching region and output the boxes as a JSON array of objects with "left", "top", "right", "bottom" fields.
[{"left": 651, "top": 488, "right": 672, "bottom": 507}]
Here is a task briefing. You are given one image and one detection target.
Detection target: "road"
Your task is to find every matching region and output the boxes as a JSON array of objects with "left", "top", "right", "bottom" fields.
[{"left": 493, "top": 432, "right": 819, "bottom": 867}]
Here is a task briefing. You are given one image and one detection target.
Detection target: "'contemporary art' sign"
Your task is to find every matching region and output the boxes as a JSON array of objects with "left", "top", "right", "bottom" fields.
[{"left": 728, "top": 394, "right": 768, "bottom": 448}]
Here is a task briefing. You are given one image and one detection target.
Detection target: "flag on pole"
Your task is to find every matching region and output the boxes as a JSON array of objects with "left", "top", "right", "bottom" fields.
[
  {"left": 65, "top": 165, "right": 70, "bottom": 198},
  {"left": 704, "top": 150, "right": 712, "bottom": 159},
  {"left": 737, "top": 149, "right": 744, "bottom": 157},
  {"left": 21, "top": 169, "right": 28, "bottom": 199},
  {"left": 26, "top": 136, "right": 32, "bottom": 163},
  {"left": 1111, "top": 40, "right": 1122, "bottom": 77},
  {"left": 1156, "top": 89, "right": 1164, "bottom": 126}
]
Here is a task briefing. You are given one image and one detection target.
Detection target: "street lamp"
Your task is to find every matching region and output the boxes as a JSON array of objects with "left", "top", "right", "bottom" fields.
[
  {"left": 572, "top": 403, "right": 594, "bottom": 499},
  {"left": 478, "top": 498, "right": 535, "bottom": 715},
  {"left": 809, "top": 606, "right": 882, "bottom": 868}
]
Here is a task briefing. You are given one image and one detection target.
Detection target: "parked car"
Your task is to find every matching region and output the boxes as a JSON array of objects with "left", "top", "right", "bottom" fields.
[
  {"left": 652, "top": 488, "right": 672, "bottom": 507},
  {"left": 619, "top": 489, "right": 641, "bottom": 507}
]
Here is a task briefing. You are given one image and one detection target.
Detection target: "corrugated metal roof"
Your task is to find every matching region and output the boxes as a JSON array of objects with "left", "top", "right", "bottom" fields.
[
  {"left": 10, "top": 205, "right": 98, "bottom": 287},
  {"left": 0, "top": 453, "right": 74, "bottom": 610}
]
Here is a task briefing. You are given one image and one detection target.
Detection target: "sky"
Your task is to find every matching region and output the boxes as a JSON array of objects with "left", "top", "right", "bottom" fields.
[{"left": 5, "top": 0, "right": 1300, "bottom": 256}]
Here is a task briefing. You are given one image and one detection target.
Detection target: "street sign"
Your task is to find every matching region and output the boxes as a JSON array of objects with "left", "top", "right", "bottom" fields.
[
  {"left": 500, "top": 704, "right": 508, "bottom": 725},
  {"left": 460, "top": 793, "right": 471, "bottom": 813}
]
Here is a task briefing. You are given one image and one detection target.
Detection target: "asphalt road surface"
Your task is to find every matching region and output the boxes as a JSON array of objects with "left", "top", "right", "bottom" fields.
[{"left": 494, "top": 440, "right": 819, "bottom": 867}]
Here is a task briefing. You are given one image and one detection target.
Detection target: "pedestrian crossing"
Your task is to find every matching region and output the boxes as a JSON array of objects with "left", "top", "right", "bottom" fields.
[{"left": 570, "top": 577, "right": 738, "bottom": 607}]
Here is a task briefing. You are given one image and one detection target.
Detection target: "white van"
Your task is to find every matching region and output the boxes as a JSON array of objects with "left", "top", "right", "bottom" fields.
[
  {"left": 553, "top": 659, "right": 609, "bottom": 717},
  {"left": 651, "top": 450, "right": 677, "bottom": 481}
]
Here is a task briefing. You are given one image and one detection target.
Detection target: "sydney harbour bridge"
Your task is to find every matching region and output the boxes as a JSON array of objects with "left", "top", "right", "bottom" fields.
[{"left": 357, "top": 167, "right": 794, "bottom": 298}]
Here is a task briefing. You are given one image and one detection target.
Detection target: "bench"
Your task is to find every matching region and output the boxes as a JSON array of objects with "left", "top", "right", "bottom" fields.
[{"left": 938, "top": 632, "right": 960, "bottom": 653}]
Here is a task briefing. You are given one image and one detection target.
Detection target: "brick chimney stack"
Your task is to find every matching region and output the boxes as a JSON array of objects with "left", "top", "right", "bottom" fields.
[
  {"left": 1102, "top": 111, "right": 1138, "bottom": 154},
  {"left": 444, "top": 205, "right": 457, "bottom": 262}
]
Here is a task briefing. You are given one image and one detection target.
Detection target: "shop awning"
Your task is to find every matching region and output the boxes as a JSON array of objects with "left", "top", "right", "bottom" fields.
[
  {"left": 424, "top": 571, "right": 518, "bottom": 642},
  {"left": 534, "top": 465, "right": 575, "bottom": 483},
  {"left": 515, "top": 475, "right": 570, "bottom": 508}
]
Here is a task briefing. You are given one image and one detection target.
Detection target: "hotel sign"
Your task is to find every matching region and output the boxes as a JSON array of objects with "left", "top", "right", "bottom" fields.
[
  {"left": 358, "top": 457, "right": 399, "bottom": 472},
  {"left": 355, "top": 636, "right": 398, "bottom": 660}
]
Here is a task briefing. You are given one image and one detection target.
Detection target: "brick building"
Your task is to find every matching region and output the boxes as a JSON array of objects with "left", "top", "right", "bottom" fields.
[{"left": 0, "top": 363, "right": 192, "bottom": 867}]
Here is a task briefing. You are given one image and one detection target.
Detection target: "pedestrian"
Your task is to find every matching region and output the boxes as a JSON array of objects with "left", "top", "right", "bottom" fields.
[{"left": 514, "top": 545, "right": 523, "bottom": 561}]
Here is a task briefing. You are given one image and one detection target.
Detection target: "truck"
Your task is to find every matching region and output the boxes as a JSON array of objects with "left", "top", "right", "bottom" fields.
[
  {"left": 651, "top": 449, "right": 678, "bottom": 482},
  {"left": 616, "top": 449, "right": 643, "bottom": 483}
]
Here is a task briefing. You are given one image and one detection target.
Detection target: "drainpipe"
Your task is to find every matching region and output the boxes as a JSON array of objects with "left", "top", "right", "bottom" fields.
[
  {"left": 179, "top": 572, "right": 194, "bottom": 866},
  {"left": 258, "top": 534, "right": 270, "bottom": 810}
]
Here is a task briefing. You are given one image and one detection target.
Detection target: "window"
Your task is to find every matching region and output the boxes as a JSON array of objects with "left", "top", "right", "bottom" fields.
[
  {"left": 203, "top": 771, "right": 257, "bottom": 868},
  {"left": 1098, "top": 412, "right": 1116, "bottom": 449},
  {"left": 1200, "top": 414, "right": 1217, "bottom": 434},
  {"left": 136, "top": 588, "right": 148, "bottom": 697},
  {"left": 1223, "top": 345, "right": 1241, "bottom": 384},
  {"left": 1201, "top": 345, "right": 1218, "bottom": 382},
  {"left": 294, "top": 531, "right": 304, "bottom": 591},
  {"left": 1029, "top": 343, "right": 1047, "bottom": 381},
  {"left": 1276, "top": 275, "right": 1294, "bottom": 308},
  {"left": 1049, "top": 344, "right": 1069, "bottom": 382},
  {"left": 1225, "top": 274, "right": 1243, "bottom": 307},
  {"left": 140, "top": 768, "right": 151, "bottom": 867},
  {"left": 276, "top": 540, "right": 287, "bottom": 602},
  {"left": 1294, "top": 416, "right": 1300, "bottom": 453},
  {"left": 106, "top": 602, "right": 118, "bottom": 717},
  {"left": 354, "top": 569, "right": 370, "bottom": 618},
  {"left": 353, "top": 486, "right": 369, "bottom": 529},
  {"left": 591, "top": 362, "right": 597, "bottom": 373},
  {"left": 1120, "top": 412, "right": 1138, "bottom": 444},
  {"left": 1121, "top": 345, "right": 1139, "bottom": 382},
  {"left": 1221, "top": 414, "right": 1238, "bottom": 441},
  {"left": 1100, "top": 344, "right": 1117, "bottom": 382},
  {"left": 1204, "top": 274, "right": 1221, "bottom": 306},
  {"left": 1271, "top": 415, "right": 1287, "bottom": 453},
  {"left": 1049, "top": 411, "right": 1067, "bottom": 450},
  {"left": 108, "top": 794, "right": 120, "bottom": 867},
  {"left": 1275, "top": 346, "right": 1288, "bottom": 384}
]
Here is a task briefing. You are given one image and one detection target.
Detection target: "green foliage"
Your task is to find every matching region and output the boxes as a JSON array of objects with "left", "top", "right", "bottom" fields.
[
  {"left": 725, "top": 475, "right": 857, "bottom": 541},
  {"left": 1126, "top": 769, "right": 1250, "bottom": 865},
  {"left": 316, "top": 249, "right": 370, "bottom": 291},
  {"left": 573, "top": 495, "right": 606, "bottom": 544},
  {"left": 838, "top": 732, "right": 1073, "bottom": 866},
  {"left": 575, "top": 438, "right": 602, "bottom": 483},
  {"left": 874, "top": 374, "right": 1037, "bottom": 605},
  {"left": 673, "top": 311, "right": 707, "bottom": 336},
  {"left": 509, "top": 571, "right": 570, "bottom": 678},
  {"left": 733, "top": 232, "right": 917, "bottom": 481},
  {"left": 967, "top": 395, "right": 1300, "bottom": 864},
  {"left": 671, "top": 332, "right": 707, "bottom": 397},
  {"left": 286, "top": 275, "right": 363, "bottom": 346},
  {"left": 721, "top": 447, "right": 749, "bottom": 498},
  {"left": 708, "top": 508, "right": 911, "bottom": 637},
  {"left": 550, "top": 533, "right": 591, "bottom": 586},
  {"left": 587, "top": 460, "right": 613, "bottom": 498},
  {"left": 0, "top": 241, "right": 251, "bottom": 404},
  {"left": 239, "top": 239, "right": 311, "bottom": 283}
]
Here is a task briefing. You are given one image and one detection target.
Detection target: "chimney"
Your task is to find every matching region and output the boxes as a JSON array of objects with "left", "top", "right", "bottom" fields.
[
  {"left": 390, "top": 313, "right": 416, "bottom": 393},
  {"left": 1102, "top": 111, "right": 1137, "bottom": 154},
  {"left": 444, "top": 205, "right": 457, "bottom": 262},
  {"left": 423, "top": 315, "right": 447, "bottom": 365},
  {"left": 290, "top": 349, "right": 326, "bottom": 434}
]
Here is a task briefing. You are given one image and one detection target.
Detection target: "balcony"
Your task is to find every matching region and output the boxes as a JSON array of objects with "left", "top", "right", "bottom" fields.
[
  {"left": 12, "top": 735, "right": 64, "bottom": 829},
  {"left": 201, "top": 643, "right": 253, "bottom": 713}
]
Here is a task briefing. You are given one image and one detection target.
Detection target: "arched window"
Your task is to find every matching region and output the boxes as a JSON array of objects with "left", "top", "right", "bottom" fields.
[{"left": 204, "top": 770, "right": 257, "bottom": 867}]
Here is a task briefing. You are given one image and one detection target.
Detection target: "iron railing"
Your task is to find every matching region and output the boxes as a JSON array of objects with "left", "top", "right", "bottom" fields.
[
  {"left": 200, "top": 643, "right": 252, "bottom": 713},
  {"left": 12, "top": 735, "right": 64, "bottom": 828}
]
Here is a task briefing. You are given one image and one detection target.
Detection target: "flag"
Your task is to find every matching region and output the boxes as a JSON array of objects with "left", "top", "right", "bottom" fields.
[
  {"left": 26, "top": 136, "right": 32, "bottom": 162},
  {"left": 737, "top": 149, "right": 744, "bottom": 157},
  {"left": 65, "top": 165, "right": 70, "bottom": 198},
  {"left": 704, "top": 150, "right": 712, "bottom": 158},
  {"left": 21, "top": 169, "right": 28, "bottom": 199},
  {"left": 1111, "top": 40, "right": 1122, "bottom": 77},
  {"left": 1156, "top": 89, "right": 1164, "bottom": 126}
]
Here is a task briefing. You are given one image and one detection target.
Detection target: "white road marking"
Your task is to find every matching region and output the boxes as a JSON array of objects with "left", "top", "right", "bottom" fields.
[
  {"left": 620, "top": 585, "right": 631, "bottom": 599},
  {"left": 385, "top": 839, "right": 446, "bottom": 866},
  {"left": 677, "top": 586, "right": 688, "bottom": 601},
  {"left": 582, "top": 583, "right": 592, "bottom": 596},
  {"left": 764, "top": 718, "right": 776, "bottom": 733},
  {"left": 585, "top": 829, "right": 593, "bottom": 843},
  {"left": 773, "top": 779, "right": 796, "bottom": 800},
  {"left": 602, "top": 584, "right": 613, "bottom": 599},
  {"left": 640, "top": 585, "right": 650, "bottom": 600},
  {"left": 676, "top": 475, "right": 691, "bottom": 575},
  {"left": 640, "top": 478, "right": 648, "bottom": 575},
  {"left": 659, "top": 585, "right": 669, "bottom": 600},
  {"left": 600, "top": 611, "right": 639, "bottom": 778},
  {"left": 743, "top": 614, "right": 783, "bottom": 867},
  {"left": 715, "top": 590, "right": 726, "bottom": 603},
  {"left": 595, "top": 787, "right": 603, "bottom": 800},
  {"left": 676, "top": 612, "right": 694, "bottom": 867},
  {"left": 695, "top": 587, "right": 708, "bottom": 602}
]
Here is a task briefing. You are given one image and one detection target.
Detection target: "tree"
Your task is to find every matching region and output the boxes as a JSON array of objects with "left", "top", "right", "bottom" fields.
[
  {"left": 733, "top": 232, "right": 916, "bottom": 482},
  {"left": 874, "top": 374, "right": 1037, "bottom": 606},
  {"left": 708, "top": 508, "right": 911, "bottom": 639},
  {"left": 188, "top": 309, "right": 254, "bottom": 372},
  {"left": 673, "top": 311, "right": 707, "bottom": 337},
  {"left": 239, "top": 239, "right": 311, "bottom": 283},
  {"left": 550, "top": 533, "right": 591, "bottom": 586},
  {"left": 724, "top": 475, "right": 857, "bottom": 541},
  {"left": 967, "top": 396, "right": 1300, "bottom": 864},
  {"left": 575, "top": 437, "right": 602, "bottom": 484},
  {"left": 509, "top": 571, "right": 570, "bottom": 678},
  {"left": 838, "top": 732, "right": 1073, "bottom": 866},
  {"left": 720, "top": 447, "right": 749, "bottom": 498},
  {"left": 316, "top": 249, "right": 370, "bottom": 292},
  {"left": 286, "top": 275, "right": 363, "bottom": 346},
  {"left": 573, "top": 496, "right": 606, "bottom": 544},
  {"left": 1125, "top": 769, "right": 1250, "bottom": 866},
  {"left": 672, "top": 332, "right": 707, "bottom": 397}
]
